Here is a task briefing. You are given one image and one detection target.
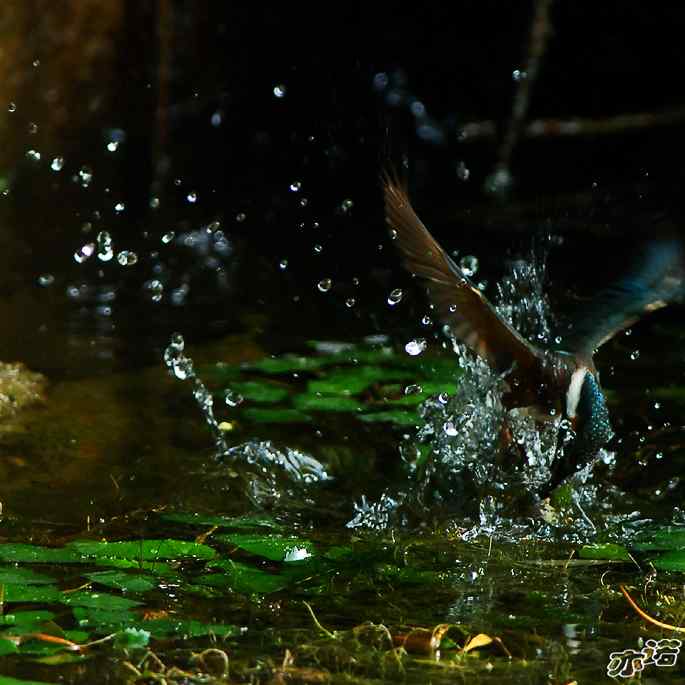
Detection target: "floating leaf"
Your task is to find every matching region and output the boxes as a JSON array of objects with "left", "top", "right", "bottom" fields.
[
  {"left": 0, "top": 545, "right": 85, "bottom": 564},
  {"left": 61, "top": 591, "right": 143, "bottom": 611},
  {"left": 242, "top": 408, "right": 312, "bottom": 423},
  {"left": 216, "top": 533, "right": 315, "bottom": 562},
  {"left": 308, "top": 366, "right": 412, "bottom": 396},
  {"left": 197, "top": 560, "right": 289, "bottom": 594},
  {"left": 632, "top": 528, "right": 685, "bottom": 552},
  {"left": 67, "top": 539, "right": 216, "bottom": 562},
  {"left": 0, "top": 567, "right": 56, "bottom": 585},
  {"left": 84, "top": 570, "right": 157, "bottom": 593},
  {"left": 293, "top": 395, "right": 362, "bottom": 412},
  {"left": 3, "top": 586, "right": 61, "bottom": 604},
  {"left": 652, "top": 551, "right": 685, "bottom": 571},
  {"left": 0, "top": 639, "right": 20, "bottom": 656},
  {"left": 358, "top": 411, "right": 419, "bottom": 426},
  {"left": 241, "top": 356, "right": 330, "bottom": 373},
  {"left": 0, "top": 611, "right": 56, "bottom": 628},
  {"left": 228, "top": 381, "right": 289, "bottom": 403},
  {"left": 578, "top": 543, "right": 631, "bottom": 561}
]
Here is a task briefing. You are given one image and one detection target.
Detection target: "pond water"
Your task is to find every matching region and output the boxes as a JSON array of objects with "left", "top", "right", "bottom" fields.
[{"left": 2, "top": 4, "right": 685, "bottom": 684}]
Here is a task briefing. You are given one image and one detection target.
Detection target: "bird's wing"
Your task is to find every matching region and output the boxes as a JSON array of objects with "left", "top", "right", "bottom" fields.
[
  {"left": 383, "top": 174, "right": 546, "bottom": 378},
  {"left": 561, "top": 229, "right": 685, "bottom": 356}
]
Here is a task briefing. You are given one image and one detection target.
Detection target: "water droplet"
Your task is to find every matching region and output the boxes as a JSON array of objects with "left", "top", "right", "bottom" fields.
[
  {"left": 50, "top": 156, "right": 64, "bottom": 171},
  {"left": 340, "top": 198, "right": 354, "bottom": 213},
  {"left": 117, "top": 250, "right": 138, "bottom": 266},
  {"left": 96, "top": 231, "right": 114, "bottom": 261},
  {"left": 345, "top": 297, "right": 356, "bottom": 308},
  {"left": 289, "top": 181, "right": 301, "bottom": 192},
  {"left": 317, "top": 278, "right": 332, "bottom": 292},
  {"left": 373, "top": 72, "right": 389, "bottom": 90},
  {"left": 624, "top": 328, "right": 632, "bottom": 336},
  {"left": 162, "top": 231, "right": 175, "bottom": 244},
  {"left": 169, "top": 332, "right": 184, "bottom": 351},
  {"left": 421, "top": 315, "right": 432, "bottom": 326},
  {"left": 106, "top": 141, "right": 119, "bottom": 152},
  {"left": 352, "top": 277, "right": 360, "bottom": 286},
  {"left": 404, "top": 384, "right": 422, "bottom": 395},
  {"left": 38, "top": 273, "right": 55, "bottom": 287},
  {"left": 554, "top": 336, "right": 562, "bottom": 344},
  {"left": 114, "top": 202, "right": 125, "bottom": 213},
  {"left": 405, "top": 338, "right": 427, "bottom": 356},
  {"left": 149, "top": 196, "right": 160, "bottom": 209},
  {"left": 459, "top": 255, "right": 479, "bottom": 277},
  {"left": 27, "top": 122, "right": 38, "bottom": 134},
  {"left": 512, "top": 69, "right": 527, "bottom": 81},
  {"left": 456, "top": 161, "right": 470, "bottom": 181},
  {"left": 389, "top": 228, "right": 398, "bottom": 240},
  {"left": 236, "top": 212, "right": 246, "bottom": 222},
  {"left": 630, "top": 350, "right": 640, "bottom": 360},
  {"left": 7, "top": 102, "right": 16, "bottom": 113},
  {"left": 144, "top": 279, "right": 164, "bottom": 302},
  {"left": 279, "top": 259, "right": 288, "bottom": 270},
  {"left": 273, "top": 84, "right": 287, "bottom": 98},
  {"left": 211, "top": 110, "right": 223, "bottom": 127},
  {"left": 26, "top": 149, "right": 41, "bottom": 161},
  {"left": 224, "top": 389, "right": 244, "bottom": 407},
  {"left": 186, "top": 191, "right": 197, "bottom": 203},
  {"left": 387, "top": 288, "right": 403, "bottom": 306},
  {"left": 74, "top": 243, "right": 95, "bottom": 264},
  {"left": 654, "top": 402, "right": 661, "bottom": 410},
  {"left": 32, "top": 59, "right": 40, "bottom": 68},
  {"left": 443, "top": 421, "right": 458, "bottom": 436},
  {"left": 438, "top": 392, "right": 450, "bottom": 404},
  {"left": 79, "top": 166, "right": 93, "bottom": 186},
  {"left": 313, "top": 244, "right": 323, "bottom": 254},
  {"left": 299, "top": 197, "right": 309, "bottom": 207}
]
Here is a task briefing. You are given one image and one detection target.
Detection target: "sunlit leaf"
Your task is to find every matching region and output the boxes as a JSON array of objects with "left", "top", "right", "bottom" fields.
[
  {"left": 241, "top": 356, "right": 330, "bottom": 373},
  {"left": 308, "top": 366, "right": 412, "bottom": 396},
  {"left": 84, "top": 570, "right": 157, "bottom": 593},
  {"left": 293, "top": 395, "right": 362, "bottom": 412},
  {"left": 0, "top": 611, "right": 56, "bottom": 628},
  {"left": 197, "top": 561, "right": 289, "bottom": 594},
  {"left": 3, "top": 586, "right": 61, "bottom": 604},
  {"left": 0, "top": 545, "right": 85, "bottom": 564},
  {"left": 61, "top": 591, "right": 143, "bottom": 611},
  {"left": 228, "top": 381, "right": 289, "bottom": 403},
  {"left": 67, "top": 539, "right": 216, "bottom": 562},
  {"left": 0, "top": 567, "right": 56, "bottom": 585},
  {"left": 578, "top": 543, "right": 631, "bottom": 561},
  {"left": 0, "top": 639, "right": 20, "bottom": 656},
  {"left": 0, "top": 675, "right": 56, "bottom": 685},
  {"left": 652, "top": 551, "right": 685, "bottom": 571},
  {"left": 216, "top": 533, "right": 315, "bottom": 562}
]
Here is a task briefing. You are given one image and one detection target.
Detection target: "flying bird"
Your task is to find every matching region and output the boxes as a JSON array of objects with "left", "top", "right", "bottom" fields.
[{"left": 384, "top": 173, "right": 685, "bottom": 483}]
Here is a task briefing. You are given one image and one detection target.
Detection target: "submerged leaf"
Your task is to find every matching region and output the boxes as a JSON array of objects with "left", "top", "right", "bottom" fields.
[{"left": 216, "top": 533, "right": 315, "bottom": 562}]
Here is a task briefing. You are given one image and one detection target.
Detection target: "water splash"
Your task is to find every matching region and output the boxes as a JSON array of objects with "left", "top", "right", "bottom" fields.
[{"left": 163, "top": 332, "right": 228, "bottom": 455}]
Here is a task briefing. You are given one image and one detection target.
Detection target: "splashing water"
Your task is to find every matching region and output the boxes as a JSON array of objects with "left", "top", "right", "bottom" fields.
[{"left": 163, "top": 333, "right": 229, "bottom": 455}]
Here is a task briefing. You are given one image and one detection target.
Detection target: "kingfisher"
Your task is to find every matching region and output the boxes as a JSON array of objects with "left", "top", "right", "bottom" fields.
[{"left": 384, "top": 174, "right": 685, "bottom": 484}]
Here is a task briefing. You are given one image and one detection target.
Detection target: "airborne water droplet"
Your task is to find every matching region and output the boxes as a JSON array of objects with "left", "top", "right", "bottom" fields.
[
  {"left": 38, "top": 273, "right": 55, "bottom": 287},
  {"left": 224, "top": 389, "right": 244, "bottom": 407},
  {"left": 26, "top": 149, "right": 41, "bottom": 161},
  {"left": 186, "top": 191, "right": 198, "bottom": 203},
  {"left": 51, "top": 157, "right": 64, "bottom": 171},
  {"left": 289, "top": 181, "right": 301, "bottom": 192},
  {"left": 317, "top": 278, "right": 332, "bottom": 292},
  {"left": 96, "top": 231, "right": 114, "bottom": 261},
  {"left": 74, "top": 243, "right": 95, "bottom": 264},
  {"left": 114, "top": 202, "right": 125, "bottom": 213},
  {"left": 459, "top": 255, "right": 479, "bottom": 277},
  {"left": 630, "top": 350, "right": 640, "bottom": 360},
  {"left": 405, "top": 338, "right": 427, "bottom": 356},
  {"left": 443, "top": 421, "right": 458, "bottom": 436},
  {"left": 345, "top": 297, "right": 356, "bottom": 308},
  {"left": 117, "top": 250, "right": 138, "bottom": 266},
  {"left": 279, "top": 259, "right": 288, "bottom": 270},
  {"left": 7, "top": 102, "right": 16, "bottom": 112},
  {"left": 404, "top": 384, "right": 422, "bottom": 395},
  {"left": 387, "top": 288, "right": 403, "bottom": 306},
  {"left": 273, "top": 84, "right": 287, "bottom": 98},
  {"left": 161, "top": 231, "right": 175, "bottom": 244}
]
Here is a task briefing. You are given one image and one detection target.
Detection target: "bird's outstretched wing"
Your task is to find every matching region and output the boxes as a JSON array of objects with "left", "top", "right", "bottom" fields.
[
  {"left": 560, "top": 224, "right": 685, "bottom": 357},
  {"left": 383, "top": 174, "right": 546, "bottom": 384}
]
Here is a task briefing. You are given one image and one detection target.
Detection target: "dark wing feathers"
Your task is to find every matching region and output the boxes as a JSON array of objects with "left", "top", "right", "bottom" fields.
[{"left": 383, "top": 175, "right": 545, "bottom": 379}]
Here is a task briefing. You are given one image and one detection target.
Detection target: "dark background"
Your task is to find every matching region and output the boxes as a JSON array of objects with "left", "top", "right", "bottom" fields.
[{"left": 1, "top": 1, "right": 684, "bottom": 373}]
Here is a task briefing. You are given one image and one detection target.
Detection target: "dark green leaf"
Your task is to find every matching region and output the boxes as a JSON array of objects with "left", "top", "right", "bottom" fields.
[
  {"left": 242, "top": 408, "right": 312, "bottom": 423},
  {"left": 358, "top": 411, "right": 419, "bottom": 426},
  {"left": 293, "top": 394, "right": 362, "bottom": 412},
  {"left": 0, "top": 567, "right": 56, "bottom": 585},
  {"left": 84, "top": 570, "right": 157, "bottom": 593},
  {"left": 216, "top": 533, "right": 315, "bottom": 562},
  {"left": 67, "top": 539, "right": 216, "bottom": 562},
  {"left": 229, "top": 381, "right": 289, "bottom": 403},
  {"left": 578, "top": 543, "right": 631, "bottom": 561}
]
